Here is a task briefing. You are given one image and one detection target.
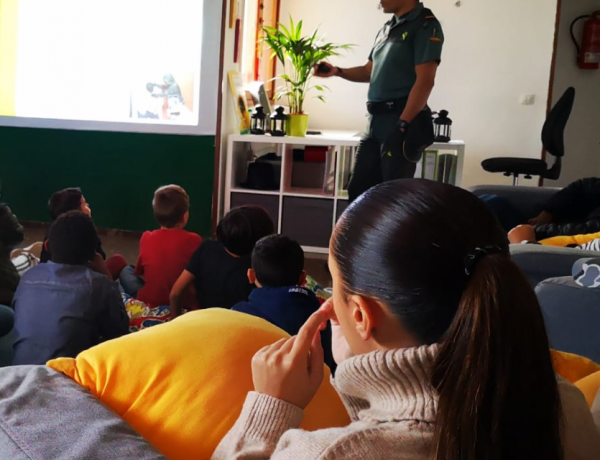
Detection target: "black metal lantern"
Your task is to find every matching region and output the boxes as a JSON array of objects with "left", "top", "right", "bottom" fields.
[
  {"left": 250, "top": 105, "right": 266, "bottom": 135},
  {"left": 433, "top": 110, "right": 452, "bottom": 143},
  {"left": 269, "top": 106, "right": 287, "bottom": 137}
]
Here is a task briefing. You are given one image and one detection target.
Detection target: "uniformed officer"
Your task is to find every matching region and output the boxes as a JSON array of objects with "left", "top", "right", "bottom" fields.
[{"left": 315, "top": 0, "right": 444, "bottom": 202}]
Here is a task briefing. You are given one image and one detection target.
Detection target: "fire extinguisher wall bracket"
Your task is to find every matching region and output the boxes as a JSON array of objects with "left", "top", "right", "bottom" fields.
[{"left": 570, "top": 11, "right": 600, "bottom": 70}]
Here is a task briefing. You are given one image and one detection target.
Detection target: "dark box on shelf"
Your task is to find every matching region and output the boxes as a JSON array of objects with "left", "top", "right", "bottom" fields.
[
  {"left": 230, "top": 192, "right": 280, "bottom": 228},
  {"left": 291, "top": 162, "right": 325, "bottom": 189},
  {"left": 282, "top": 197, "right": 333, "bottom": 248}
]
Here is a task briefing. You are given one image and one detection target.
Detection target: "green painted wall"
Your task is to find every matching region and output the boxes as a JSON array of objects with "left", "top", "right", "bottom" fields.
[{"left": 0, "top": 127, "right": 215, "bottom": 236}]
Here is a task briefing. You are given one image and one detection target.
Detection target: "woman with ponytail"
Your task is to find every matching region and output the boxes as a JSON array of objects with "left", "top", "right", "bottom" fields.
[{"left": 213, "top": 179, "right": 600, "bottom": 460}]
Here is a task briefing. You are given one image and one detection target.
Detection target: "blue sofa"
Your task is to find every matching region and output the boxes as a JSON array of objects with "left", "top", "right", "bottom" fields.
[
  {"left": 471, "top": 185, "right": 600, "bottom": 287},
  {"left": 471, "top": 185, "right": 600, "bottom": 362}
]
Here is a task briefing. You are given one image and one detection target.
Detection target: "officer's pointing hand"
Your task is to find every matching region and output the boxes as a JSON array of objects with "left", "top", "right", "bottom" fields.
[{"left": 314, "top": 62, "right": 338, "bottom": 78}]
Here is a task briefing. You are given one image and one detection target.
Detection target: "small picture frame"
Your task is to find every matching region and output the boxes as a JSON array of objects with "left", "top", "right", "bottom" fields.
[
  {"left": 422, "top": 150, "right": 439, "bottom": 180},
  {"left": 228, "top": 71, "right": 251, "bottom": 134}
]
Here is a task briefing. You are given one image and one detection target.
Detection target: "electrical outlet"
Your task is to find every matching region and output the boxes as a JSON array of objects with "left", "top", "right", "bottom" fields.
[{"left": 519, "top": 94, "right": 536, "bottom": 106}]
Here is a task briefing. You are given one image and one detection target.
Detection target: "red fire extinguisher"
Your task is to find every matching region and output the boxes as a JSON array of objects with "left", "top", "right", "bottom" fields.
[{"left": 570, "top": 11, "right": 600, "bottom": 70}]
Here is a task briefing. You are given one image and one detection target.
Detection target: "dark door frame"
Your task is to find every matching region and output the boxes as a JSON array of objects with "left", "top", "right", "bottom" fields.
[
  {"left": 540, "top": 0, "right": 563, "bottom": 187},
  {"left": 211, "top": 0, "right": 229, "bottom": 235}
]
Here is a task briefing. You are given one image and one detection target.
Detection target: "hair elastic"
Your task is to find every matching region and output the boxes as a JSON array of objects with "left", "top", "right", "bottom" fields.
[{"left": 464, "top": 246, "right": 504, "bottom": 276}]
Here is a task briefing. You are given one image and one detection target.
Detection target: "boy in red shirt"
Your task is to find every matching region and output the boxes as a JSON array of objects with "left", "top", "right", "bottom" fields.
[{"left": 120, "top": 185, "right": 201, "bottom": 307}]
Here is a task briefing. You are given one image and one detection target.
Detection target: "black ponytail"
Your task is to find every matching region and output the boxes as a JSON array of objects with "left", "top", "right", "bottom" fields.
[
  {"left": 432, "top": 254, "right": 562, "bottom": 460},
  {"left": 331, "top": 179, "right": 562, "bottom": 460}
]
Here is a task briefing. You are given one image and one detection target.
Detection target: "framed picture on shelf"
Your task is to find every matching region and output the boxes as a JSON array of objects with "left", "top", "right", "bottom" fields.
[
  {"left": 336, "top": 146, "right": 355, "bottom": 198},
  {"left": 422, "top": 150, "right": 439, "bottom": 180},
  {"left": 322, "top": 147, "right": 336, "bottom": 196},
  {"left": 228, "top": 71, "right": 251, "bottom": 134},
  {"left": 436, "top": 153, "right": 459, "bottom": 185}
]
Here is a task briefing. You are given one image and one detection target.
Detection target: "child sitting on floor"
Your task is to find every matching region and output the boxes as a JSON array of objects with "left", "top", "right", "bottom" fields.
[
  {"left": 41, "top": 188, "right": 127, "bottom": 279},
  {"left": 120, "top": 185, "right": 202, "bottom": 307},
  {"left": 0, "top": 204, "right": 24, "bottom": 306},
  {"left": 12, "top": 211, "right": 129, "bottom": 365},
  {"left": 231, "top": 234, "right": 336, "bottom": 370},
  {"left": 170, "top": 205, "right": 274, "bottom": 318},
  {"left": 41, "top": 188, "right": 98, "bottom": 261},
  {"left": 232, "top": 235, "right": 320, "bottom": 335}
]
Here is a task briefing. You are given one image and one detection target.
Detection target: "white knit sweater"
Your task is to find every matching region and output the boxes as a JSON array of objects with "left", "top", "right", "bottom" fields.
[{"left": 211, "top": 345, "right": 600, "bottom": 459}]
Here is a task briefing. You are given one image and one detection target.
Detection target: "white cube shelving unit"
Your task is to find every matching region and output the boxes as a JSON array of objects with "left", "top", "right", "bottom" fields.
[{"left": 223, "top": 131, "right": 465, "bottom": 254}]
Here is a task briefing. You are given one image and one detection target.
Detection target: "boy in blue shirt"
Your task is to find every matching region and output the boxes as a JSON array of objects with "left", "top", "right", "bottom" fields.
[
  {"left": 232, "top": 235, "right": 317, "bottom": 335},
  {"left": 232, "top": 235, "right": 335, "bottom": 370},
  {"left": 12, "top": 211, "right": 129, "bottom": 365}
]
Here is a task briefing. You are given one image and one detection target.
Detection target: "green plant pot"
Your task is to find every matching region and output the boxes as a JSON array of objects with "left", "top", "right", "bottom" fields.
[{"left": 287, "top": 114, "right": 309, "bottom": 137}]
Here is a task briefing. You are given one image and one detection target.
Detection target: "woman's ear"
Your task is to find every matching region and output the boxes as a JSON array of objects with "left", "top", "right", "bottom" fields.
[
  {"left": 44, "top": 240, "right": 50, "bottom": 252},
  {"left": 349, "top": 295, "right": 378, "bottom": 341}
]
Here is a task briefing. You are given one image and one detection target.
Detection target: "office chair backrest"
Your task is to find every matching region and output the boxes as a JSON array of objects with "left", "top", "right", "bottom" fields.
[{"left": 541, "top": 87, "right": 575, "bottom": 159}]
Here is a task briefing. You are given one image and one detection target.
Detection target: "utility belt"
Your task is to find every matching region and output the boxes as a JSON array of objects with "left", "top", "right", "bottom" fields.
[{"left": 366, "top": 98, "right": 408, "bottom": 115}]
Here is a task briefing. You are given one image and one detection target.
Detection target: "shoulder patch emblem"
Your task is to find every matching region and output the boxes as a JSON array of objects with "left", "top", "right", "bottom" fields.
[{"left": 430, "top": 27, "right": 442, "bottom": 42}]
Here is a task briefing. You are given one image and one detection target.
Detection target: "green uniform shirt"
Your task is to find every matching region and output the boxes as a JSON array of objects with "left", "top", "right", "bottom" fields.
[{"left": 368, "top": 3, "right": 444, "bottom": 102}]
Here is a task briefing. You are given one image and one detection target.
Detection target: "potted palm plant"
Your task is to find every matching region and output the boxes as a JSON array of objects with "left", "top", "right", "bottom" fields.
[{"left": 262, "top": 18, "right": 353, "bottom": 137}]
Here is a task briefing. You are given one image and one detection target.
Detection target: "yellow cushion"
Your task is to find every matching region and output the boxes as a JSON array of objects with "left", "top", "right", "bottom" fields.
[
  {"left": 540, "top": 231, "right": 600, "bottom": 247},
  {"left": 48, "top": 309, "right": 350, "bottom": 460},
  {"left": 551, "top": 350, "right": 600, "bottom": 384},
  {"left": 575, "top": 371, "right": 600, "bottom": 407}
]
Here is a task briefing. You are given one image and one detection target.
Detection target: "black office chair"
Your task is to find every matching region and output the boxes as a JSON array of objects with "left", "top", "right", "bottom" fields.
[{"left": 481, "top": 87, "right": 575, "bottom": 185}]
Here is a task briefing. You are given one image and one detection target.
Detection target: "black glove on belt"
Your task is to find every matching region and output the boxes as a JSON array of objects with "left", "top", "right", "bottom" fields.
[
  {"left": 381, "top": 120, "right": 409, "bottom": 161},
  {"left": 382, "top": 110, "right": 435, "bottom": 163}
]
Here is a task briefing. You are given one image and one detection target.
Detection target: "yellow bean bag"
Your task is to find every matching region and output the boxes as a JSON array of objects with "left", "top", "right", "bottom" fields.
[
  {"left": 48, "top": 309, "right": 350, "bottom": 460},
  {"left": 551, "top": 350, "right": 600, "bottom": 408},
  {"left": 575, "top": 371, "right": 600, "bottom": 407},
  {"left": 551, "top": 349, "right": 600, "bottom": 385}
]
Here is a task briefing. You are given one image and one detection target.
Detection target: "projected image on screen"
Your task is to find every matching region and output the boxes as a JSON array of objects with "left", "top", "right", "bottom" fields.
[{"left": 0, "top": 0, "right": 205, "bottom": 129}]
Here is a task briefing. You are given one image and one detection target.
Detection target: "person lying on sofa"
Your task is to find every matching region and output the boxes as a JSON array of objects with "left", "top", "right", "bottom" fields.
[
  {"left": 508, "top": 225, "right": 600, "bottom": 251},
  {"left": 482, "top": 177, "right": 600, "bottom": 239}
]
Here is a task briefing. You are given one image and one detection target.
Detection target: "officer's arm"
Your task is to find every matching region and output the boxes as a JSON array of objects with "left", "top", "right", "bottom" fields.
[
  {"left": 400, "top": 61, "right": 437, "bottom": 123},
  {"left": 334, "top": 60, "right": 373, "bottom": 83}
]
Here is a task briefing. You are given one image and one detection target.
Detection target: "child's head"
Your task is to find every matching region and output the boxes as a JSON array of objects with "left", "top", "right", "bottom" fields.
[
  {"left": 48, "top": 188, "right": 91, "bottom": 221},
  {"left": 153, "top": 185, "right": 190, "bottom": 229},
  {"left": 216, "top": 206, "right": 274, "bottom": 257},
  {"left": 48, "top": 211, "right": 98, "bottom": 265},
  {"left": 249, "top": 235, "right": 305, "bottom": 288},
  {"left": 0, "top": 203, "right": 24, "bottom": 250}
]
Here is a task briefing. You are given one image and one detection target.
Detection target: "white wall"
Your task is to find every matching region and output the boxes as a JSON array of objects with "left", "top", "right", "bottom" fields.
[
  {"left": 547, "top": 0, "right": 600, "bottom": 188},
  {"left": 279, "top": 0, "right": 558, "bottom": 188}
]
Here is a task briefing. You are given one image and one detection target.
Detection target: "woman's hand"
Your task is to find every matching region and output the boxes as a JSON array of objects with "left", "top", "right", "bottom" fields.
[
  {"left": 321, "top": 299, "right": 354, "bottom": 364},
  {"left": 252, "top": 308, "right": 329, "bottom": 409}
]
